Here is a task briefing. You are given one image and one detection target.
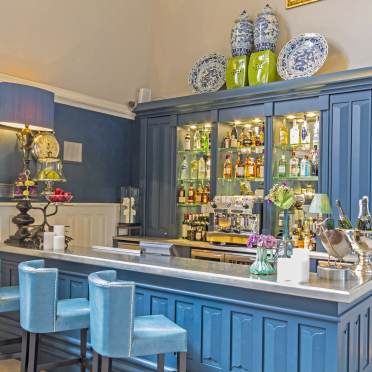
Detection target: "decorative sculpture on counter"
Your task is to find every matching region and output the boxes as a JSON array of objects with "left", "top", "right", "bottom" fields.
[
  {"left": 254, "top": 4, "right": 279, "bottom": 52},
  {"left": 231, "top": 11, "right": 254, "bottom": 57}
]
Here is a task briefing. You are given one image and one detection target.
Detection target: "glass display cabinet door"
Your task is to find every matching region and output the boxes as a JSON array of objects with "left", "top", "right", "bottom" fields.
[
  {"left": 176, "top": 123, "right": 212, "bottom": 239},
  {"left": 217, "top": 118, "right": 265, "bottom": 197},
  {"left": 272, "top": 112, "right": 320, "bottom": 247}
]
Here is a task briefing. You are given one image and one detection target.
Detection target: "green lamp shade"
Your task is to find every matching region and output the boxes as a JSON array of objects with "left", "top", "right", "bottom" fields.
[
  {"left": 248, "top": 50, "right": 278, "bottom": 86},
  {"left": 309, "top": 193, "right": 332, "bottom": 214}
]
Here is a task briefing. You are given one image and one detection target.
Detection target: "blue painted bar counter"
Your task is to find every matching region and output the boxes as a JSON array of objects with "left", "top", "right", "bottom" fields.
[{"left": 0, "top": 244, "right": 371, "bottom": 372}]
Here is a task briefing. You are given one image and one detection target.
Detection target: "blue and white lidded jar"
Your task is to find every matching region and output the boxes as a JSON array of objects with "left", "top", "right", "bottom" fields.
[
  {"left": 254, "top": 4, "right": 279, "bottom": 52},
  {"left": 231, "top": 11, "right": 254, "bottom": 57}
]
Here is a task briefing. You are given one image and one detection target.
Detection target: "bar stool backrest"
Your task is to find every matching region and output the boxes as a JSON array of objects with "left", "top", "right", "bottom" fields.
[
  {"left": 18, "top": 259, "right": 58, "bottom": 333},
  {"left": 88, "top": 270, "right": 135, "bottom": 358}
]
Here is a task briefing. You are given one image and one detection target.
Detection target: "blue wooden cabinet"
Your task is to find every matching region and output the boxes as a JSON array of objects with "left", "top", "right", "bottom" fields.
[{"left": 136, "top": 68, "right": 372, "bottom": 238}]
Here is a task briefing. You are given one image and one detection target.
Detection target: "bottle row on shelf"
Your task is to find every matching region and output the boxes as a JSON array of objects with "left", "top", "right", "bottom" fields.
[
  {"left": 287, "top": 215, "right": 317, "bottom": 250},
  {"left": 178, "top": 182, "right": 210, "bottom": 205},
  {"left": 180, "top": 154, "right": 211, "bottom": 180},
  {"left": 278, "top": 116, "right": 319, "bottom": 146},
  {"left": 183, "top": 128, "right": 211, "bottom": 152},
  {"left": 181, "top": 213, "right": 210, "bottom": 242},
  {"left": 276, "top": 146, "right": 319, "bottom": 178},
  {"left": 222, "top": 124, "right": 265, "bottom": 149},
  {"left": 223, "top": 152, "right": 264, "bottom": 180}
]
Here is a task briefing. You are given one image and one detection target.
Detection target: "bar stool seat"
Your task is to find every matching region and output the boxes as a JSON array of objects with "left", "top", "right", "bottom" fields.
[
  {"left": 18, "top": 259, "right": 89, "bottom": 372},
  {"left": 132, "top": 314, "right": 186, "bottom": 357},
  {"left": 0, "top": 286, "right": 19, "bottom": 312},
  {"left": 56, "top": 298, "right": 90, "bottom": 332},
  {"left": 89, "top": 270, "right": 187, "bottom": 372}
]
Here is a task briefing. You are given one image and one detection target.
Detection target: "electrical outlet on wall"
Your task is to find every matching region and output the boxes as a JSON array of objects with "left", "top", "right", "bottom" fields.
[{"left": 63, "top": 141, "right": 83, "bottom": 162}]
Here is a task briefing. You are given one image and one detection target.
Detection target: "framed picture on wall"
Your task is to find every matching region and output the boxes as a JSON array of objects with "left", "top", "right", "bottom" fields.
[{"left": 286, "top": 0, "right": 320, "bottom": 9}]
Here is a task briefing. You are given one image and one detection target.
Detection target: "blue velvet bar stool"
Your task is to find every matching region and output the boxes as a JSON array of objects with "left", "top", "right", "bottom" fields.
[
  {"left": 89, "top": 270, "right": 187, "bottom": 372},
  {"left": 18, "top": 259, "right": 90, "bottom": 372},
  {"left": 0, "top": 286, "right": 22, "bottom": 360}
]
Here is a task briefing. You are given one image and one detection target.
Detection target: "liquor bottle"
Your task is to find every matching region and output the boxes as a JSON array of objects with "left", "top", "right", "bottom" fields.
[
  {"left": 311, "top": 145, "right": 319, "bottom": 176},
  {"left": 248, "top": 129, "right": 254, "bottom": 146},
  {"left": 193, "top": 129, "right": 201, "bottom": 150},
  {"left": 223, "top": 154, "right": 233, "bottom": 179},
  {"left": 195, "top": 184, "right": 203, "bottom": 204},
  {"left": 259, "top": 152, "right": 265, "bottom": 177},
  {"left": 238, "top": 130, "right": 245, "bottom": 148},
  {"left": 336, "top": 200, "right": 353, "bottom": 229},
  {"left": 279, "top": 120, "right": 289, "bottom": 145},
  {"left": 201, "top": 130, "right": 209, "bottom": 152},
  {"left": 301, "top": 117, "right": 311, "bottom": 144},
  {"left": 236, "top": 153, "right": 245, "bottom": 178},
  {"left": 198, "top": 155, "right": 206, "bottom": 179},
  {"left": 290, "top": 119, "right": 300, "bottom": 145},
  {"left": 190, "top": 158, "right": 198, "bottom": 179},
  {"left": 247, "top": 157, "right": 256, "bottom": 178},
  {"left": 259, "top": 124, "right": 265, "bottom": 146},
  {"left": 223, "top": 131, "right": 231, "bottom": 148},
  {"left": 300, "top": 155, "right": 311, "bottom": 177},
  {"left": 181, "top": 214, "right": 189, "bottom": 239},
  {"left": 289, "top": 151, "right": 300, "bottom": 177},
  {"left": 184, "top": 129, "right": 191, "bottom": 151},
  {"left": 313, "top": 116, "right": 320, "bottom": 144},
  {"left": 205, "top": 156, "right": 211, "bottom": 179},
  {"left": 357, "top": 196, "right": 372, "bottom": 230},
  {"left": 187, "top": 184, "right": 195, "bottom": 204},
  {"left": 255, "top": 156, "right": 262, "bottom": 178},
  {"left": 202, "top": 184, "right": 210, "bottom": 204},
  {"left": 278, "top": 155, "right": 287, "bottom": 177},
  {"left": 178, "top": 181, "right": 186, "bottom": 203},
  {"left": 242, "top": 128, "right": 251, "bottom": 147},
  {"left": 180, "top": 156, "right": 188, "bottom": 179},
  {"left": 231, "top": 125, "right": 239, "bottom": 148},
  {"left": 254, "top": 127, "right": 261, "bottom": 146}
]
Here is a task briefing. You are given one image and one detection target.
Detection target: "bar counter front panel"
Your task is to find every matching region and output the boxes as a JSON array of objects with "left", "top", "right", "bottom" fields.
[{"left": 0, "top": 245, "right": 371, "bottom": 372}]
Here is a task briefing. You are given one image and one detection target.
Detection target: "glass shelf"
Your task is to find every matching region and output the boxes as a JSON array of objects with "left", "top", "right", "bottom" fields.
[
  {"left": 273, "top": 176, "right": 318, "bottom": 182},
  {"left": 177, "top": 203, "right": 205, "bottom": 207},
  {"left": 218, "top": 146, "right": 264, "bottom": 153},
  {"left": 178, "top": 178, "right": 210, "bottom": 183},
  {"left": 217, "top": 177, "right": 264, "bottom": 183},
  {"left": 274, "top": 143, "right": 319, "bottom": 151},
  {"left": 178, "top": 149, "right": 210, "bottom": 155}
]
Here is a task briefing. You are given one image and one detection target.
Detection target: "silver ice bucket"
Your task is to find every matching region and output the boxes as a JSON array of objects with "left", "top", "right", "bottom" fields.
[{"left": 344, "top": 230, "right": 372, "bottom": 274}]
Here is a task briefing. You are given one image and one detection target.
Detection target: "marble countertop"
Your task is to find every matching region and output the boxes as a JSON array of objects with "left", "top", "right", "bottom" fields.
[{"left": 0, "top": 244, "right": 369, "bottom": 303}]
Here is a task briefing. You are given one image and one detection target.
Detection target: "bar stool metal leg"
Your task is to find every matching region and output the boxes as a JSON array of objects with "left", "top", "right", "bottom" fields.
[
  {"left": 20, "top": 330, "right": 30, "bottom": 372},
  {"left": 80, "top": 328, "right": 88, "bottom": 372},
  {"left": 101, "top": 356, "right": 112, "bottom": 372},
  {"left": 157, "top": 353, "right": 165, "bottom": 372},
  {"left": 92, "top": 351, "right": 100, "bottom": 372},
  {"left": 177, "top": 352, "right": 186, "bottom": 372},
  {"left": 27, "top": 333, "right": 39, "bottom": 372}
]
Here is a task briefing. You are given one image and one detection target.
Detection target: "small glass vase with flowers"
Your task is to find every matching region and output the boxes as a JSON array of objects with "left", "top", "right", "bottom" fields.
[
  {"left": 266, "top": 182, "right": 296, "bottom": 257},
  {"left": 247, "top": 234, "right": 277, "bottom": 275}
]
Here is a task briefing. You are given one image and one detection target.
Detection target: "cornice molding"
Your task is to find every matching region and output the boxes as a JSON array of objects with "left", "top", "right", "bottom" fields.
[{"left": 0, "top": 72, "right": 135, "bottom": 120}]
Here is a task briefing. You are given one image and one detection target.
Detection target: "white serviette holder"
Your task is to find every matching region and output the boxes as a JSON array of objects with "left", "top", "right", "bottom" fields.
[{"left": 277, "top": 248, "right": 310, "bottom": 283}]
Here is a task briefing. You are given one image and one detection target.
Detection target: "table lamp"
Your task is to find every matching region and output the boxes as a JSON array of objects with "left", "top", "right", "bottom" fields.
[
  {"left": 0, "top": 82, "right": 55, "bottom": 247},
  {"left": 309, "top": 193, "right": 332, "bottom": 220}
]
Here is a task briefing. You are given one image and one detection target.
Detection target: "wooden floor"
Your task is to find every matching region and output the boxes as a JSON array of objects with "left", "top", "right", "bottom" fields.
[{"left": 0, "top": 359, "right": 19, "bottom": 372}]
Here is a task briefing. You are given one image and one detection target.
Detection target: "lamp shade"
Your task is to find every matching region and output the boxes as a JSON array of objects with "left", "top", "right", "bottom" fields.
[
  {"left": 309, "top": 193, "right": 332, "bottom": 214},
  {"left": 0, "top": 82, "right": 54, "bottom": 131}
]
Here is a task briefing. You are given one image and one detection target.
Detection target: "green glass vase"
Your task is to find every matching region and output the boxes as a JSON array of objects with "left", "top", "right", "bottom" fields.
[
  {"left": 250, "top": 246, "right": 275, "bottom": 275},
  {"left": 226, "top": 55, "right": 249, "bottom": 89},
  {"left": 248, "top": 50, "right": 278, "bottom": 86}
]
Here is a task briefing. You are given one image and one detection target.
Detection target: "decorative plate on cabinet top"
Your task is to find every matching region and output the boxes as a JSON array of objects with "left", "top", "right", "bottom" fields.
[
  {"left": 277, "top": 33, "right": 328, "bottom": 80},
  {"left": 188, "top": 53, "right": 227, "bottom": 94}
]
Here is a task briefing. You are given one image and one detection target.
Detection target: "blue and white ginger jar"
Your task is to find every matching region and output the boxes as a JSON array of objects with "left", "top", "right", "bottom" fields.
[
  {"left": 254, "top": 4, "right": 279, "bottom": 52},
  {"left": 231, "top": 11, "right": 254, "bottom": 57}
]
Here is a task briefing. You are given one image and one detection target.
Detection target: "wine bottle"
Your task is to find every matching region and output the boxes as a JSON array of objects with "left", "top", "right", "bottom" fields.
[
  {"left": 335, "top": 199, "right": 353, "bottom": 229},
  {"left": 357, "top": 196, "right": 372, "bottom": 230}
]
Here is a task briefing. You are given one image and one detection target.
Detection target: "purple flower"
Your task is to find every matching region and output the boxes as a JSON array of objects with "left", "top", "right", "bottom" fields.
[{"left": 247, "top": 234, "right": 259, "bottom": 248}]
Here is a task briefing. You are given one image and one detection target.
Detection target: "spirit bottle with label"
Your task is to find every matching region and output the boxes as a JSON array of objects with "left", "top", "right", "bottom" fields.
[
  {"left": 223, "top": 131, "right": 231, "bottom": 148},
  {"left": 178, "top": 181, "right": 186, "bottom": 204},
  {"left": 193, "top": 129, "right": 201, "bottom": 150},
  {"left": 290, "top": 120, "right": 300, "bottom": 145},
  {"left": 289, "top": 151, "right": 300, "bottom": 177},
  {"left": 311, "top": 145, "right": 319, "bottom": 176},
  {"left": 231, "top": 125, "right": 239, "bottom": 148},
  {"left": 180, "top": 156, "right": 188, "bottom": 179},
  {"left": 184, "top": 130, "right": 191, "bottom": 151},
  {"left": 235, "top": 153, "right": 245, "bottom": 178},
  {"left": 223, "top": 154, "right": 233, "bottom": 179},
  {"left": 300, "top": 155, "right": 311, "bottom": 176},
  {"left": 301, "top": 117, "right": 311, "bottom": 144},
  {"left": 313, "top": 116, "right": 320, "bottom": 144},
  {"left": 187, "top": 184, "right": 195, "bottom": 204},
  {"left": 357, "top": 196, "right": 372, "bottom": 230},
  {"left": 198, "top": 155, "right": 206, "bottom": 180},
  {"left": 279, "top": 120, "right": 289, "bottom": 145},
  {"left": 278, "top": 155, "right": 287, "bottom": 177}
]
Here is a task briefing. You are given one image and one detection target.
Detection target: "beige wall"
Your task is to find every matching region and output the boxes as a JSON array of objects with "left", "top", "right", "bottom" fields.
[
  {"left": 0, "top": 1, "right": 371, "bottom": 104},
  {"left": 149, "top": 0, "right": 372, "bottom": 99}
]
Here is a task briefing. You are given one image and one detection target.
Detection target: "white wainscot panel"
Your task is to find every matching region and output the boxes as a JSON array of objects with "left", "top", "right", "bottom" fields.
[{"left": 0, "top": 203, "right": 120, "bottom": 247}]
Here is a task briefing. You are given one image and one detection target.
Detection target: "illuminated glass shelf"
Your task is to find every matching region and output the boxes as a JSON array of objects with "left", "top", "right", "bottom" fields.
[
  {"left": 274, "top": 143, "right": 319, "bottom": 151},
  {"left": 177, "top": 203, "right": 206, "bottom": 207},
  {"left": 217, "top": 177, "right": 264, "bottom": 183},
  {"left": 178, "top": 149, "right": 210, "bottom": 156},
  {"left": 177, "top": 178, "right": 210, "bottom": 183},
  {"left": 273, "top": 176, "right": 318, "bottom": 182},
  {"left": 218, "top": 146, "right": 264, "bottom": 153}
]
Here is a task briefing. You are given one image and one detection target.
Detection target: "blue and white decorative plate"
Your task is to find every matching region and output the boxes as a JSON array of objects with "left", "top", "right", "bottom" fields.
[
  {"left": 188, "top": 53, "right": 227, "bottom": 94},
  {"left": 277, "top": 33, "right": 328, "bottom": 80}
]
